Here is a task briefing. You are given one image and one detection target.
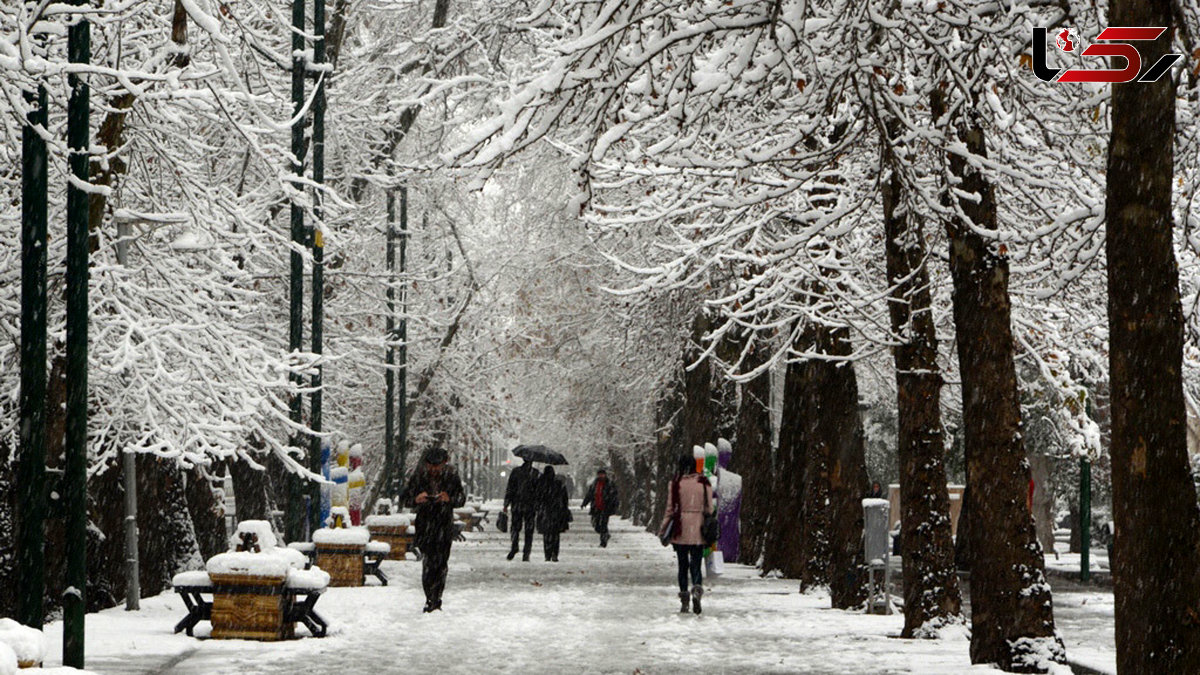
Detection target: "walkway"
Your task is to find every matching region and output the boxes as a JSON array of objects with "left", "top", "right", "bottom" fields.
[{"left": 39, "top": 503, "right": 1112, "bottom": 674}]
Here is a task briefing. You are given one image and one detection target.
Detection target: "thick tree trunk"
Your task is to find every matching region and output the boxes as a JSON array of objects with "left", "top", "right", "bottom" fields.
[
  {"left": 652, "top": 376, "right": 684, "bottom": 529},
  {"left": 681, "top": 314, "right": 716, "bottom": 453},
  {"left": 881, "top": 145, "right": 963, "bottom": 635},
  {"left": 1028, "top": 452, "right": 1057, "bottom": 559},
  {"left": 733, "top": 338, "right": 773, "bottom": 565},
  {"left": 1106, "top": 2, "right": 1200, "bottom": 671},
  {"left": 942, "top": 111, "right": 1062, "bottom": 670},
  {"left": 798, "top": 344, "right": 830, "bottom": 591},
  {"left": 229, "top": 456, "right": 273, "bottom": 523},
  {"left": 185, "top": 468, "right": 227, "bottom": 561},
  {"left": 762, "top": 353, "right": 809, "bottom": 579},
  {"left": 824, "top": 326, "right": 868, "bottom": 609},
  {"left": 137, "top": 457, "right": 203, "bottom": 598}
]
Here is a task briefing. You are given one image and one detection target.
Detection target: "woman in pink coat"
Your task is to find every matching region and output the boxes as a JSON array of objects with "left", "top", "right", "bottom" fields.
[{"left": 660, "top": 454, "right": 714, "bottom": 614}]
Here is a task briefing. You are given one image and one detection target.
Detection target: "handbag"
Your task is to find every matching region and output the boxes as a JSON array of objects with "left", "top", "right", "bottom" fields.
[
  {"left": 701, "top": 512, "right": 720, "bottom": 546},
  {"left": 496, "top": 511, "right": 509, "bottom": 533},
  {"left": 706, "top": 549, "right": 725, "bottom": 576},
  {"left": 658, "top": 520, "right": 674, "bottom": 547}
]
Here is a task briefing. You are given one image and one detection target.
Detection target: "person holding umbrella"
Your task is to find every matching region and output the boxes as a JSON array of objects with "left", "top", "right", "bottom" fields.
[
  {"left": 582, "top": 467, "right": 620, "bottom": 547},
  {"left": 536, "top": 465, "right": 570, "bottom": 562},
  {"left": 504, "top": 456, "right": 539, "bottom": 561},
  {"left": 504, "top": 445, "right": 569, "bottom": 561},
  {"left": 405, "top": 446, "right": 465, "bottom": 612}
]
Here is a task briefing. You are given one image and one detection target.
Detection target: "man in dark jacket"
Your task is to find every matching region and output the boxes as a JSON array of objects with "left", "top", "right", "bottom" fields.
[
  {"left": 405, "top": 447, "right": 466, "bottom": 612},
  {"left": 503, "top": 458, "right": 539, "bottom": 561},
  {"left": 581, "top": 468, "right": 619, "bottom": 547}
]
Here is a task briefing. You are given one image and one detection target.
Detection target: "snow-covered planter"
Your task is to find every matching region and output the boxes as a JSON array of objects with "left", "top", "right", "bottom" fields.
[
  {"left": 0, "top": 619, "right": 46, "bottom": 668},
  {"left": 313, "top": 527, "right": 370, "bottom": 586},
  {"left": 366, "top": 516, "right": 415, "bottom": 561}
]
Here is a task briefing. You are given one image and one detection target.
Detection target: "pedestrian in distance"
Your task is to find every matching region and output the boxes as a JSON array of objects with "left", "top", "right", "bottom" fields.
[
  {"left": 405, "top": 446, "right": 466, "bottom": 613},
  {"left": 659, "top": 454, "right": 713, "bottom": 614},
  {"left": 867, "top": 481, "right": 884, "bottom": 499},
  {"left": 503, "top": 457, "right": 539, "bottom": 561},
  {"left": 536, "top": 465, "right": 571, "bottom": 562},
  {"left": 581, "top": 467, "right": 620, "bottom": 547}
]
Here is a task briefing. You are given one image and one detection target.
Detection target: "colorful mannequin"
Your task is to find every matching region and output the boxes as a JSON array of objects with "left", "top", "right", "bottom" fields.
[
  {"left": 319, "top": 442, "right": 333, "bottom": 528},
  {"left": 715, "top": 438, "right": 743, "bottom": 564},
  {"left": 348, "top": 444, "right": 366, "bottom": 525},
  {"left": 693, "top": 445, "right": 706, "bottom": 475},
  {"left": 703, "top": 442, "right": 718, "bottom": 478}
]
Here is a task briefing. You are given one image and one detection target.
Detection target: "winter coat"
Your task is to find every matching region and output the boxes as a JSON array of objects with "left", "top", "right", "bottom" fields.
[
  {"left": 659, "top": 473, "right": 713, "bottom": 546},
  {"left": 404, "top": 464, "right": 466, "bottom": 548},
  {"left": 504, "top": 463, "right": 539, "bottom": 511},
  {"left": 536, "top": 475, "right": 571, "bottom": 534},
  {"left": 581, "top": 478, "right": 620, "bottom": 516}
]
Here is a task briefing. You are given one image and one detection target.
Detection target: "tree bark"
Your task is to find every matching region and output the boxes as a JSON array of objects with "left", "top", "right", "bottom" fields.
[
  {"left": 733, "top": 338, "right": 773, "bottom": 565},
  {"left": 762, "top": 349, "right": 810, "bottom": 580},
  {"left": 1106, "top": 2, "right": 1200, "bottom": 671},
  {"left": 881, "top": 137, "right": 963, "bottom": 635},
  {"left": 824, "top": 325, "right": 868, "bottom": 609},
  {"left": 229, "top": 455, "right": 273, "bottom": 523},
  {"left": 940, "top": 105, "right": 1062, "bottom": 669},
  {"left": 681, "top": 314, "right": 716, "bottom": 452}
]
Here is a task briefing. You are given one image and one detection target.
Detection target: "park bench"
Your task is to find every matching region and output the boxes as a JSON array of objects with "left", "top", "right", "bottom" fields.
[{"left": 172, "top": 571, "right": 328, "bottom": 639}]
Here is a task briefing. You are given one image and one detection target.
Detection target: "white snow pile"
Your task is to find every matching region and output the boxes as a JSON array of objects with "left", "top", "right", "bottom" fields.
[
  {"left": 312, "top": 527, "right": 370, "bottom": 546},
  {"left": 206, "top": 552, "right": 291, "bottom": 578},
  {"left": 364, "top": 514, "right": 412, "bottom": 528},
  {"left": 274, "top": 547, "right": 309, "bottom": 570},
  {"left": 1008, "top": 636, "right": 1070, "bottom": 674},
  {"left": 0, "top": 641, "right": 15, "bottom": 675},
  {"left": 366, "top": 541, "right": 391, "bottom": 555},
  {"left": 230, "top": 520, "right": 279, "bottom": 551},
  {"left": 170, "top": 570, "right": 211, "bottom": 587},
  {"left": 0, "top": 618, "right": 46, "bottom": 666},
  {"left": 285, "top": 568, "right": 330, "bottom": 590},
  {"left": 861, "top": 498, "right": 890, "bottom": 508},
  {"left": 453, "top": 507, "right": 476, "bottom": 517}
]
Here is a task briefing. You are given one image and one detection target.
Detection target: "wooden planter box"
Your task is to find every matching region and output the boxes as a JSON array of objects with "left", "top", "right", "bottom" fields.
[
  {"left": 209, "top": 573, "right": 291, "bottom": 641},
  {"left": 316, "top": 543, "right": 366, "bottom": 586},
  {"left": 368, "top": 525, "right": 413, "bottom": 561}
]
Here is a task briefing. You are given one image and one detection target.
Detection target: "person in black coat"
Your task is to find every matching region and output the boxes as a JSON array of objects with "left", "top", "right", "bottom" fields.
[
  {"left": 536, "top": 466, "right": 571, "bottom": 562},
  {"left": 404, "top": 447, "right": 466, "bottom": 612},
  {"left": 503, "top": 458, "right": 539, "bottom": 561},
  {"left": 581, "top": 468, "right": 620, "bottom": 547}
]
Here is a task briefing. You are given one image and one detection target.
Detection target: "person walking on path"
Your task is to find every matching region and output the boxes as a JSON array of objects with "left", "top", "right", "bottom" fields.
[
  {"left": 659, "top": 454, "right": 714, "bottom": 614},
  {"left": 536, "top": 466, "right": 571, "bottom": 562},
  {"left": 581, "top": 468, "right": 620, "bottom": 547},
  {"left": 503, "top": 457, "right": 539, "bottom": 561},
  {"left": 405, "top": 447, "right": 466, "bottom": 613}
]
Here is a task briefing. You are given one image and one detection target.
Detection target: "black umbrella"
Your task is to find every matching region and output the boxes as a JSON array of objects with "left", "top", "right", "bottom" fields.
[{"left": 511, "top": 444, "right": 568, "bottom": 465}]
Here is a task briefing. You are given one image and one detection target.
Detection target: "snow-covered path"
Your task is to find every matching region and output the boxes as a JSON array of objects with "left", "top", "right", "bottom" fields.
[{"left": 37, "top": 504, "right": 1113, "bottom": 674}]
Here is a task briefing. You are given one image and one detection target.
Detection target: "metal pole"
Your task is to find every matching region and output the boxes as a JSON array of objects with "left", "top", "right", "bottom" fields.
[
  {"left": 116, "top": 220, "right": 140, "bottom": 611},
  {"left": 1080, "top": 458, "right": 1091, "bottom": 582},
  {"left": 395, "top": 187, "right": 409, "bottom": 495},
  {"left": 18, "top": 77, "right": 48, "bottom": 630},
  {"left": 309, "top": 0, "right": 326, "bottom": 536},
  {"left": 384, "top": 190, "right": 396, "bottom": 500},
  {"left": 64, "top": 2, "right": 91, "bottom": 665},
  {"left": 286, "top": 0, "right": 306, "bottom": 543}
]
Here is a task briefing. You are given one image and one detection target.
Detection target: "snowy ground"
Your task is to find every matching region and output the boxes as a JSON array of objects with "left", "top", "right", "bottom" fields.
[{"left": 30, "top": 503, "right": 1115, "bottom": 674}]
